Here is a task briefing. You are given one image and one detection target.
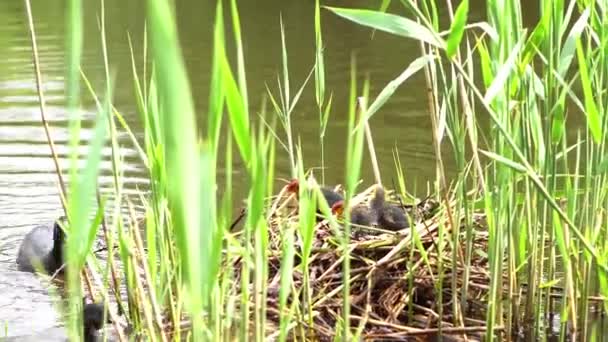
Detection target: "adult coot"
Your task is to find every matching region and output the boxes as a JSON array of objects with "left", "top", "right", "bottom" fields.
[{"left": 16, "top": 217, "right": 66, "bottom": 274}]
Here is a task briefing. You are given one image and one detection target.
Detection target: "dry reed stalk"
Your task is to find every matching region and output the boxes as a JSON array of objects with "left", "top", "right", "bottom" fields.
[
  {"left": 23, "top": 0, "right": 68, "bottom": 210},
  {"left": 129, "top": 200, "right": 169, "bottom": 342}
]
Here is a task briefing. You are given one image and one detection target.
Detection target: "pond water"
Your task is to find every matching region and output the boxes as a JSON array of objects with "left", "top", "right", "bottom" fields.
[{"left": 2, "top": 0, "right": 602, "bottom": 340}]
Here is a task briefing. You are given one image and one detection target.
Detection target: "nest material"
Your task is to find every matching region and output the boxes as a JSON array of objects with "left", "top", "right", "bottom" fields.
[{"left": 243, "top": 184, "right": 500, "bottom": 341}]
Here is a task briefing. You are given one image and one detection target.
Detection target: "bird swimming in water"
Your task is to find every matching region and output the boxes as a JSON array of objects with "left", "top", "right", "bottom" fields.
[
  {"left": 82, "top": 301, "right": 111, "bottom": 342},
  {"left": 0, "top": 301, "right": 111, "bottom": 342},
  {"left": 16, "top": 216, "right": 67, "bottom": 274}
]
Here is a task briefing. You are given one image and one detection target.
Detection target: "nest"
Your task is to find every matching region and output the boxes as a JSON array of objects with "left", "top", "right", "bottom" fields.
[{"left": 231, "top": 183, "right": 500, "bottom": 341}]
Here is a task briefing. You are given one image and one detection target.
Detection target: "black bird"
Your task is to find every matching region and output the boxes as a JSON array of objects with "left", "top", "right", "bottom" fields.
[
  {"left": 83, "top": 302, "right": 111, "bottom": 342},
  {"left": 16, "top": 217, "right": 67, "bottom": 274},
  {"left": 331, "top": 185, "right": 409, "bottom": 231},
  {"left": 373, "top": 186, "right": 409, "bottom": 230},
  {"left": 330, "top": 184, "right": 386, "bottom": 228},
  {"left": 286, "top": 178, "right": 344, "bottom": 211},
  {"left": 378, "top": 202, "right": 409, "bottom": 230}
]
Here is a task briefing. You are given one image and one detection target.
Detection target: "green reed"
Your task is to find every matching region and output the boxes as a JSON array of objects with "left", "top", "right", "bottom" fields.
[{"left": 314, "top": 0, "right": 332, "bottom": 185}]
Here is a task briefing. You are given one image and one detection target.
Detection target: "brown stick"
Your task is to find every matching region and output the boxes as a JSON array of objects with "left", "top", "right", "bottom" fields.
[
  {"left": 230, "top": 208, "right": 247, "bottom": 232},
  {"left": 129, "top": 200, "right": 168, "bottom": 342},
  {"left": 23, "top": 0, "right": 68, "bottom": 212},
  {"left": 364, "top": 121, "right": 382, "bottom": 186}
]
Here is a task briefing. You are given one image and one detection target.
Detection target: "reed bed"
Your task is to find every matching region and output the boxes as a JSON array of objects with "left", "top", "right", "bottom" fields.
[{"left": 247, "top": 182, "right": 474, "bottom": 341}]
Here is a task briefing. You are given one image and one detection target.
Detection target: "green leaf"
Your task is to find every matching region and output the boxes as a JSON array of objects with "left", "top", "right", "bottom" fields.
[
  {"left": 230, "top": 0, "right": 248, "bottom": 113},
  {"left": 325, "top": 7, "right": 444, "bottom": 48},
  {"left": 83, "top": 201, "right": 105, "bottom": 264},
  {"left": 559, "top": 9, "right": 589, "bottom": 77},
  {"left": 208, "top": 1, "right": 226, "bottom": 153},
  {"left": 200, "top": 144, "right": 219, "bottom": 307},
  {"left": 539, "top": 278, "right": 561, "bottom": 289},
  {"left": 550, "top": 95, "right": 566, "bottom": 144},
  {"left": 483, "top": 37, "right": 524, "bottom": 104},
  {"left": 476, "top": 39, "right": 493, "bottom": 89},
  {"left": 299, "top": 181, "right": 317, "bottom": 267},
  {"left": 597, "top": 154, "right": 608, "bottom": 174},
  {"left": 479, "top": 149, "right": 527, "bottom": 172},
  {"left": 67, "top": 96, "right": 109, "bottom": 268},
  {"left": 378, "top": 0, "right": 391, "bottom": 13},
  {"left": 280, "top": 16, "right": 290, "bottom": 109},
  {"left": 575, "top": 38, "right": 602, "bottom": 144},
  {"left": 288, "top": 67, "right": 314, "bottom": 115},
  {"left": 471, "top": 21, "right": 498, "bottom": 41},
  {"left": 598, "top": 256, "right": 608, "bottom": 314},
  {"left": 446, "top": 0, "right": 468, "bottom": 58},
  {"left": 521, "top": 18, "right": 547, "bottom": 68},
  {"left": 314, "top": 0, "right": 325, "bottom": 107},
  {"left": 222, "top": 56, "right": 252, "bottom": 165},
  {"left": 362, "top": 55, "right": 434, "bottom": 124},
  {"left": 147, "top": 0, "right": 203, "bottom": 332},
  {"left": 320, "top": 93, "right": 333, "bottom": 135},
  {"left": 278, "top": 223, "right": 295, "bottom": 342}
]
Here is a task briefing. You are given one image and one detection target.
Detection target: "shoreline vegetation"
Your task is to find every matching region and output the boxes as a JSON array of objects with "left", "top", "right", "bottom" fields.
[{"left": 19, "top": 0, "right": 608, "bottom": 340}]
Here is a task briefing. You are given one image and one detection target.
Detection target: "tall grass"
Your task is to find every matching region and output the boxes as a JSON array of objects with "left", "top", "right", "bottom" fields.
[{"left": 24, "top": 0, "right": 608, "bottom": 340}]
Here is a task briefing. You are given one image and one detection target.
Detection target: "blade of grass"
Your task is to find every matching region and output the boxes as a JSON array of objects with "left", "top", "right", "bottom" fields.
[
  {"left": 325, "top": 7, "right": 444, "bottom": 48},
  {"left": 208, "top": 1, "right": 226, "bottom": 152},
  {"left": 222, "top": 56, "right": 252, "bottom": 166},
  {"left": 147, "top": 0, "right": 202, "bottom": 338},
  {"left": 445, "top": 0, "right": 468, "bottom": 58},
  {"left": 575, "top": 38, "right": 602, "bottom": 144},
  {"left": 361, "top": 55, "right": 433, "bottom": 125}
]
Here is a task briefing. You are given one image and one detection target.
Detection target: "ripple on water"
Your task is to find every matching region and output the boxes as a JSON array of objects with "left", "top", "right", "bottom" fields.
[
  {"left": 0, "top": 271, "right": 66, "bottom": 340},
  {"left": 0, "top": 91, "right": 145, "bottom": 340}
]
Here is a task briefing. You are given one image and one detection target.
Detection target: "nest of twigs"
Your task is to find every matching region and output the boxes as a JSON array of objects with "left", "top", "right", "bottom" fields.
[{"left": 233, "top": 182, "right": 500, "bottom": 341}]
